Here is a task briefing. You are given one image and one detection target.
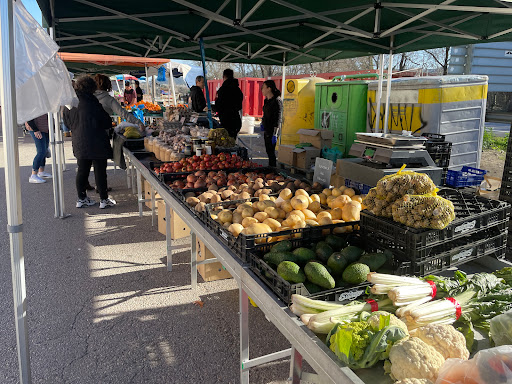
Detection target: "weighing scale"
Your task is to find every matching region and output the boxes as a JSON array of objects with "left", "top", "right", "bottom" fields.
[{"left": 339, "top": 133, "right": 443, "bottom": 187}]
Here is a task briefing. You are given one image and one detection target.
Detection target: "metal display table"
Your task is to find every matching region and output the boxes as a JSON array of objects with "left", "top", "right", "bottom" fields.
[{"left": 122, "top": 147, "right": 512, "bottom": 384}]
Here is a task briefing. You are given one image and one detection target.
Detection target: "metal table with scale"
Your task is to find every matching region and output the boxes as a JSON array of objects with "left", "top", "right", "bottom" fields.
[{"left": 339, "top": 133, "right": 444, "bottom": 187}]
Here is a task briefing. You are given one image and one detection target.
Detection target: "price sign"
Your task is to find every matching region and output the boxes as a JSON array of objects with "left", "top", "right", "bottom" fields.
[{"left": 313, "top": 157, "right": 333, "bottom": 187}]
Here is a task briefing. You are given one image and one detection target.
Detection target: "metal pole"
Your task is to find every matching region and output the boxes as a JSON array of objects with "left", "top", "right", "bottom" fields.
[
  {"left": 152, "top": 75, "right": 156, "bottom": 103},
  {"left": 47, "top": 112, "right": 61, "bottom": 218},
  {"left": 167, "top": 66, "right": 171, "bottom": 106},
  {"left": 145, "top": 64, "right": 149, "bottom": 98},
  {"left": 170, "top": 66, "right": 177, "bottom": 107},
  {"left": 199, "top": 37, "right": 213, "bottom": 129},
  {"left": 281, "top": 53, "right": 286, "bottom": 90},
  {"left": 0, "top": 0, "right": 32, "bottom": 382},
  {"left": 383, "top": 36, "right": 394, "bottom": 134},
  {"left": 374, "top": 54, "right": 384, "bottom": 133}
]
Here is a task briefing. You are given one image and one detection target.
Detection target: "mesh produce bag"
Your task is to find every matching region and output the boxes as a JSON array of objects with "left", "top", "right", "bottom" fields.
[
  {"left": 362, "top": 188, "right": 393, "bottom": 218},
  {"left": 391, "top": 192, "right": 455, "bottom": 229},
  {"left": 376, "top": 165, "right": 437, "bottom": 198},
  {"left": 208, "top": 128, "right": 236, "bottom": 147}
]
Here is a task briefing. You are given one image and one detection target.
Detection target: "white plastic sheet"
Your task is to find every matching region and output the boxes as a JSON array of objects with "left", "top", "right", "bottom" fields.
[{"left": 10, "top": 1, "right": 77, "bottom": 123}]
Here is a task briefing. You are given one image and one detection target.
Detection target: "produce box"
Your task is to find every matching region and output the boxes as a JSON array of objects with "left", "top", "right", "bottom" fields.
[
  {"left": 156, "top": 200, "right": 190, "bottom": 239},
  {"left": 144, "top": 180, "right": 161, "bottom": 209},
  {"left": 277, "top": 145, "right": 296, "bottom": 166},
  {"left": 196, "top": 238, "right": 232, "bottom": 282},
  {"left": 361, "top": 189, "right": 510, "bottom": 261},
  {"left": 295, "top": 147, "right": 321, "bottom": 169},
  {"left": 248, "top": 232, "right": 371, "bottom": 305},
  {"left": 297, "top": 129, "right": 333, "bottom": 149}
]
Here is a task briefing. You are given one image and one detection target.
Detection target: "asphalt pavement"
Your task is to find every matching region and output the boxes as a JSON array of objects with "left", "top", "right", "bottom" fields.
[{"left": 0, "top": 131, "right": 292, "bottom": 384}]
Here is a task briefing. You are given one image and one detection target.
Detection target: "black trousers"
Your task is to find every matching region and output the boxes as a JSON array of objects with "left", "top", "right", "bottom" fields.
[
  {"left": 76, "top": 158, "right": 108, "bottom": 200},
  {"left": 264, "top": 133, "right": 277, "bottom": 167}
]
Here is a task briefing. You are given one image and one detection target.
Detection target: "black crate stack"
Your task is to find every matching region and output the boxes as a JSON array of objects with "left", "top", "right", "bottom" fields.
[
  {"left": 498, "top": 128, "right": 512, "bottom": 258},
  {"left": 422, "top": 133, "right": 452, "bottom": 185},
  {"left": 361, "top": 189, "right": 510, "bottom": 276}
]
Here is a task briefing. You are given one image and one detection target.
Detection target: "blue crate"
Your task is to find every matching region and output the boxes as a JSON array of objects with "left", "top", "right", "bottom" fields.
[
  {"left": 445, "top": 166, "right": 487, "bottom": 188},
  {"left": 344, "top": 178, "right": 372, "bottom": 194}
]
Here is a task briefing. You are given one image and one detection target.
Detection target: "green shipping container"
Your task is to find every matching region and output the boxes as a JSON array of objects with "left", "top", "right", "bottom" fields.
[{"left": 314, "top": 74, "right": 376, "bottom": 156}]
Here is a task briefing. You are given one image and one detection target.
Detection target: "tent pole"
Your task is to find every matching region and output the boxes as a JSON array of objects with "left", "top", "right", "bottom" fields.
[
  {"left": 383, "top": 36, "right": 394, "bottom": 134},
  {"left": 199, "top": 37, "right": 213, "bottom": 129},
  {"left": 167, "top": 66, "right": 171, "bottom": 106},
  {"left": 0, "top": 0, "right": 32, "bottom": 382},
  {"left": 145, "top": 64, "right": 149, "bottom": 99},
  {"left": 281, "top": 53, "right": 286, "bottom": 91},
  {"left": 47, "top": 112, "right": 61, "bottom": 217},
  {"left": 374, "top": 54, "right": 384, "bottom": 133},
  {"left": 170, "top": 66, "right": 177, "bottom": 106},
  {"left": 152, "top": 75, "right": 156, "bottom": 103}
]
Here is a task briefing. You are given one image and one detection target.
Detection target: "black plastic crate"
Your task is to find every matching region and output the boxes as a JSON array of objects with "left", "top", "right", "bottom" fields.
[
  {"left": 214, "top": 146, "right": 249, "bottom": 160},
  {"left": 116, "top": 132, "right": 144, "bottom": 150},
  {"left": 361, "top": 189, "right": 510, "bottom": 253}
]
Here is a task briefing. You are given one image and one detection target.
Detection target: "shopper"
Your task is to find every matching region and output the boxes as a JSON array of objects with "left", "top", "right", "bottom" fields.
[
  {"left": 135, "top": 80, "right": 143, "bottom": 103},
  {"left": 123, "top": 81, "right": 137, "bottom": 107},
  {"left": 261, "top": 80, "right": 283, "bottom": 167},
  {"left": 189, "top": 75, "right": 207, "bottom": 113},
  {"left": 94, "top": 74, "right": 144, "bottom": 129},
  {"left": 215, "top": 68, "right": 243, "bottom": 138},
  {"left": 63, "top": 75, "right": 116, "bottom": 209},
  {"left": 25, "top": 114, "right": 51, "bottom": 183}
]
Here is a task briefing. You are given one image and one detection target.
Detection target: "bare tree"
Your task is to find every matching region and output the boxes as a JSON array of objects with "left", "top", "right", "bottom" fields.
[{"left": 424, "top": 47, "right": 451, "bottom": 75}]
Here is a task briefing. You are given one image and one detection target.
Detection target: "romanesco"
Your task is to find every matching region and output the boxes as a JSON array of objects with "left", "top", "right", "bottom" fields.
[{"left": 329, "top": 321, "right": 372, "bottom": 361}]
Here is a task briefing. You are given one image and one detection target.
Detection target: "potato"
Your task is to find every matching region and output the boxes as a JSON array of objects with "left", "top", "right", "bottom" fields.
[
  {"left": 289, "top": 209, "right": 306, "bottom": 221},
  {"left": 318, "top": 216, "right": 333, "bottom": 226},
  {"left": 351, "top": 195, "right": 363, "bottom": 203},
  {"left": 195, "top": 202, "right": 206, "bottom": 212},
  {"left": 310, "top": 194, "right": 321, "bottom": 203},
  {"left": 241, "top": 207, "right": 255, "bottom": 218},
  {"left": 232, "top": 212, "right": 243, "bottom": 224},
  {"left": 236, "top": 203, "right": 252, "bottom": 213},
  {"left": 263, "top": 218, "right": 281, "bottom": 231},
  {"left": 301, "top": 209, "right": 317, "bottom": 220},
  {"left": 332, "top": 195, "right": 352, "bottom": 209},
  {"left": 210, "top": 194, "right": 222, "bottom": 203},
  {"left": 318, "top": 193, "right": 328, "bottom": 205},
  {"left": 254, "top": 212, "right": 269, "bottom": 222},
  {"left": 264, "top": 207, "right": 280, "bottom": 220},
  {"left": 230, "top": 193, "right": 240, "bottom": 201},
  {"left": 221, "top": 190, "right": 234, "bottom": 200},
  {"left": 199, "top": 192, "right": 213, "bottom": 203},
  {"left": 339, "top": 186, "right": 347, "bottom": 194},
  {"left": 254, "top": 201, "right": 266, "bottom": 212},
  {"left": 317, "top": 211, "right": 332, "bottom": 220},
  {"left": 331, "top": 188, "right": 342, "bottom": 197},
  {"left": 309, "top": 201, "right": 321, "bottom": 213},
  {"left": 186, "top": 196, "right": 200, "bottom": 207},
  {"left": 281, "top": 201, "right": 293, "bottom": 213},
  {"left": 291, "top": 195, "right": 309, "bottom": 210},
  {"left": 322, "top": 188, "right": 332, "bottom": 197},
  {"left": 239, "top": 191, "right": 251, "bottom": 200},
  {"left": 208, "top": 184, "right": 219, "bottom": 191},
  {"left": 292, "top": 220, "right": 307, "bottom": 229},
  {"left": 254, "top": 181, "right": 264, "bottom": 190},
  {"left": 228, "top": 223, "right": 244, "bottom": 237},
  {"left": 342, "top": 201, "right": 361, "bottom": 222},
  {"left": 223, "top": 222, "right": 231, "bottom": 229},
  {"left": 247, "top": 223, "right": 273, "bottom": 244},
  {"left": 343, "top": 188, "right": 356, "bottom": 198},
  {"left": 262, "top": 200, "right": 276, "bottom": 209},
  {"left": 210, "top": 214, "right": 218, "bottom": 221},
  {"left": 295, "top": 189, "right": 309, "bottom": 197},
  {"left": 242, "top": 217, "right": 259, "bottom": 228},
  {"left": 305, "top": 219, "right": 319, "bottom": 227},
  {"left": 218, "top": 209, "right": 233, "bottom": 223},
  {"left": 277, "top": 208, "right": 287, "bottom": 220},
  {"left": 269, "top": 196, "right": 276, "bottom": 202},
  {"left": 330, "top": 207, "right": 343, "bottom": 220},
  {"left": 279, "top": 188, "right": 293, "bottom": 200},
  {"left": 259, "top": 194, "right": 270, "bottom": 201}
]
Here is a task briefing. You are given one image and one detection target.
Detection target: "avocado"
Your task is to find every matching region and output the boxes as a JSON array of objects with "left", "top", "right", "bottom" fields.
[
  {"left": 304, "top": 262, "right": 335, "bottom": 289},
  {"left": 342, "top": 263, "right": 370, "bottom": 284},
  {"left": 327, "top": 252, "right": 349, "bottom": 277},
  {"left": 325, "top": 235, "right": 348, "bottom": 251},
  {"left": 304, "top": 281, "right": 324, "bottom": 294},
  {"left": 271, "top": 240, "right": 293, "bottom": 253},
  {"left": 340, "top": 246, "right": 364, "bottom": 263},
  {"left": 292, "top": 247, "right": 316, "bottom": 266},
  {"left": 358, "top": 253, "right": 387, "bottom": 272},
  {"left": 277, "top": 261, "right": 306, "bottom": 283},
  {"left": 264, "top": 251, "right": 296, "bottom": 267},
  {"left": 315, "top": 242, "right": 334, "bottom": 263}
]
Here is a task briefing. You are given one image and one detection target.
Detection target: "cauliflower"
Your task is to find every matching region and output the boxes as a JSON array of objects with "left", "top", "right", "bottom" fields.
[
  {"left": 388, "top": 337, "right": 445, "bottom": 382},
  {"left": 410, "top": 324, "right": 469, "bottom": 360},
  {"left": 395, "top": 379, "right": 433, "bottom": 384},
  {"left": 368, "top": 312, "right": 409, "bottom": 336}
]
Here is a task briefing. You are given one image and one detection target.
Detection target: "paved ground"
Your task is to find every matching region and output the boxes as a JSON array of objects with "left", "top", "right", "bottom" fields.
[{"left": 0, "top": 131, "right": 292, "bottom": 384}]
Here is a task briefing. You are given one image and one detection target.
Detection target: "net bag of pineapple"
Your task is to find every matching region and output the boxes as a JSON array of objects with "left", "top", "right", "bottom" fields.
[
  {"left": 391, "top": 191, "right": 455, "bottom": 229},
  {"left": 376, "top": 164, "right": 437, "bottom": 200}
]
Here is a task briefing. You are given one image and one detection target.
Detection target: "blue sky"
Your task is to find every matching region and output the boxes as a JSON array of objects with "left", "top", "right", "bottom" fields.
[{"left": 22, "top": 0, "right": 42, "bottom": 25}]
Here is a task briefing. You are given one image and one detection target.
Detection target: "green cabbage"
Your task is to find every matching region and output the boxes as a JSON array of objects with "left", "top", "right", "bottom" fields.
[
  {"left": 490, "top": 311, "right": 512, "bottom": 347},
  {"left": 326, "top": 312, "right": 408, "bottom": 369}
]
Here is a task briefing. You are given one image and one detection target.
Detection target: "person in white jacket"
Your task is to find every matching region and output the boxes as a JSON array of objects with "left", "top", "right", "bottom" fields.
[{"left": 93, "top": 74, "right": 145, "bottom": 130}]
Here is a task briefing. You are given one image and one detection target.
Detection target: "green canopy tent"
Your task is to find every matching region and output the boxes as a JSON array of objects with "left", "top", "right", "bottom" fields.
[{"left": 3, "top": 1, "right": 512, "bottom": 384}]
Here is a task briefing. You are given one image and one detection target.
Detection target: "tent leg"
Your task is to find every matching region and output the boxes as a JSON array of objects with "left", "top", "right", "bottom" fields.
[
  {"left": 53, "top": 112, "right": 68, "bottom": 218},
  {"left": 383, "top": 37, "right": 394, "bottom": 135},
  {"left": 374, "top": 54, "right": 384, "bottom": 133},
  {"left": 48, "top": 112, "right": 61, "bottom": 218},
  {"left": 170, "top": 68, "right": 177, "bottom": 107},
  {"left": 199, "top": 38, "right": 213, "bottom": 129},
  {"left": 152, "top": 76, "right": 156, "bottom": 103},
  {"left": 0, "top": 0, "right": 32, "bottom": 382}
]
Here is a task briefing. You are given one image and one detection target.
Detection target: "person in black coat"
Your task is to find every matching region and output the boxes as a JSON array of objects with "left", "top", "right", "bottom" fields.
[
  {"left": 189, "top": 75, "right": 207, "bottom": 113},
  {"left": 63, "top": 75, "right": 116, "bottom": 209},
  {"left": 261, "top": 80, "right": 283, "bottom": 167},
  {"left": 215, "top": 69, "right": 243, "bottom": 138}
]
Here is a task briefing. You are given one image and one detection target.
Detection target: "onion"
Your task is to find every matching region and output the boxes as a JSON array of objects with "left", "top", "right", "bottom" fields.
[{"left": 194, "top": 180, "right": 206, "bottom": 188}]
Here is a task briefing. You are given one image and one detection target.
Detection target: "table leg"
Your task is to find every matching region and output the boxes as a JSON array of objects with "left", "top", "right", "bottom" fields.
[
  {"left": 126, "top": 157, "right": 131, "bottom": 188},
  {"left": 166, "top": 203, "right": 172, "bottom": 272},
  {"left": 240, "top": 287, "right": 250, "bottom": 384},
  {"left": 131, "top": 163, "right": 136, "bottom": 194},
  {"left": 191, "top": 232, "right": 197, "bottom": 289},
  {"left": 151, "top": 189, "right": 156, "bottom": 227},
  {"left": 136, "top": 169, "right": 143, "bottom": 217},
  {"left": 289, "top": 347, "right": 303, "bottom": 384}
]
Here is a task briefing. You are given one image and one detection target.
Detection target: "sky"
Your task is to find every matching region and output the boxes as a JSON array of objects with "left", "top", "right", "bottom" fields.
[{"left": 22, "top": 0, "right": 42, "bottom": 25}]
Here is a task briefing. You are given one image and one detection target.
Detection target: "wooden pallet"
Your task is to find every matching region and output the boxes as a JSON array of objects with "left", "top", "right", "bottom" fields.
[{"left": 277, "top": 162, "right": 314, "bottom": 180}]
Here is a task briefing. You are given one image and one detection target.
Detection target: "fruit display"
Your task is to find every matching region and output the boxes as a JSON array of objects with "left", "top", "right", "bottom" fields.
[
  {"left": 127, "top": 100, "right": 161, "bottom": 113},
  {"left": 208, "top": 128, "right": 236, "bottom": 147},
  {"left": 154, "top": 154, "right": 259, "bottom": 175}
]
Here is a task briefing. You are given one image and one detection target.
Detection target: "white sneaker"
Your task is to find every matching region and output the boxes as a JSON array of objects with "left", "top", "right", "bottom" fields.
[
  {"left": 37, "top": 171, "right": 52, "bottom": 179},
  {"left": 76, "top": 196, "right": 96, "bottom": 208},
  {"left": 29, "top": 174, "right": 46, "bottom": 184},
  {"left": 99, "top": 197, "right": 116, "bottom": 209}
]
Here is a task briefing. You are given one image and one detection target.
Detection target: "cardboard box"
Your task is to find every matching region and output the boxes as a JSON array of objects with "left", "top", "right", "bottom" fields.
[
  {"left": 298, "top": 129, "right": 334, "bottom": 149},
  {"left": 196, "top": 238, "right": 232, "bottom": 282},
  {"left": 144, "top": 180, "right": 161, "bottom": 209},
  {"left": 330, "top": 174, "right": 344, "bottom": 188},
  {"left": 295, "top": 147, "right": 321, "bottom": 169},
  {"left": 157, "top": 200, "right": 191, "bottom": 238},
  {"left": 277, "top": 145, "right": 296, "bottom": 166}
]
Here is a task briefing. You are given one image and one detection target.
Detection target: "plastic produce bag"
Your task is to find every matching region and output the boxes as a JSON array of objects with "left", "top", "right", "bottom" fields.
[
  {"left": 436, "top": 345, "right": 512, "bottom": 384},
  {"left": 392, "top": 192, "right": 455, "bottom": 229},
  {"left": 490, "top": 311, "right": 512, "bottom": 347}
]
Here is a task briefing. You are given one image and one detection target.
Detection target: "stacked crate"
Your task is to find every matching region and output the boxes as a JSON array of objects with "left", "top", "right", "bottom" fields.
[
  {"left": 422, "top": 133, "right": 452, "bottom": 185},
  {"left": 499, "top": 131, "right": 512, "bottom": 258},
  {"left": 361, "top": 189, "right": 510, "bottom": 275}
]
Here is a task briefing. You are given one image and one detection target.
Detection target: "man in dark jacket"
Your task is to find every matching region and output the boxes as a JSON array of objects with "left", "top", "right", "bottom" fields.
[
  {"left": 63, "top": 75, "right": 116, "bottom": 209},
  {"left": 189, "top": 76, "right": 206, "bottom": 112},
  {"left": 215, "top": 69, "right": 243, "bottom": 138},
  {"left": 135, "top": 80, "right": 143, "bottom": 102}
]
